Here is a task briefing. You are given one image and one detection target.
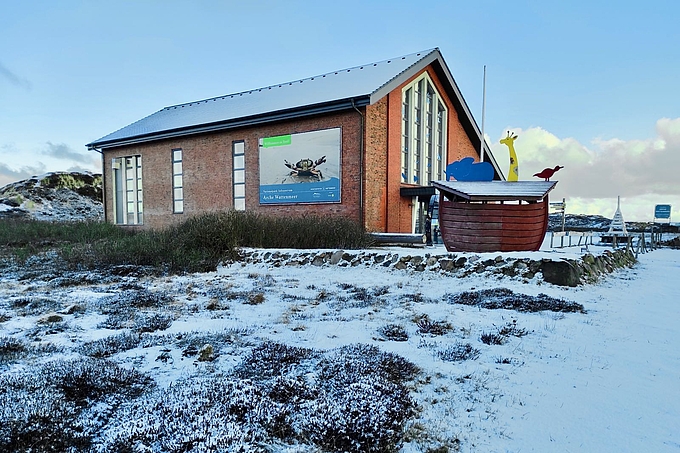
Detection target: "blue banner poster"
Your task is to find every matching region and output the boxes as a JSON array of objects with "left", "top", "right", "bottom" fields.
[{"left": 259, "top": 128, "right": 341, "bottom": 204}]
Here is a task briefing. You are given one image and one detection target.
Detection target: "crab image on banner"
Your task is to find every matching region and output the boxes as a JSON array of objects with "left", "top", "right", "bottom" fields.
[{"left": 259, "top": 128, "right": 341, "bottom": 204}]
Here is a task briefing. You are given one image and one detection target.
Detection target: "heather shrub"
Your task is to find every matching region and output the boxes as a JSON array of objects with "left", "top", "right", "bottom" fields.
[
  {"left": 55, "top": 211, "right": 371, "bottom": 274},
  {"left": 0, "top": 357, "right": 154, "bottom": 452},
  {"left": 438, "top": 342, "right": 480, "bottom": 362}
]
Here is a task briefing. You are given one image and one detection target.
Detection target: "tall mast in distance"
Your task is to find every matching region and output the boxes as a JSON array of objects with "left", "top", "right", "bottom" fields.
[{"left": 480, "top": 65, "right": 487, "bottom": 163}]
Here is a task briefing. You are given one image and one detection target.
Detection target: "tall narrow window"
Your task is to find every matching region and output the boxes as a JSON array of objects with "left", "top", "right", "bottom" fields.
[
  {"left": 436, "top": 101, "right": 445, "bottom": 181},
  {"left": 413, "top": 79, "right": 422, "bottom": 184},
  {"left": 172, "top": 148, "right": 183, "bottom": 213},
  {"left": 401, "top": 73, "right": 447, "bottom": 185},
  {"left": 401, "top": 88, "right": 411, "bottom": 182},
  {"left": 112, "top": 155, "right": 143, "bottom": 225},
  {"left": 425, "top": 86, "right": 434, "bottom": 184},
  {"left": 233, "top": 141, "right": 245, "bottom": 210}
]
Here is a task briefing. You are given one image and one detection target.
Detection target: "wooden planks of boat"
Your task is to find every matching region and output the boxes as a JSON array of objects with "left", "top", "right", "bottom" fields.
[{"left": 438, "top": 198, "right": 549, "bottom": 252}]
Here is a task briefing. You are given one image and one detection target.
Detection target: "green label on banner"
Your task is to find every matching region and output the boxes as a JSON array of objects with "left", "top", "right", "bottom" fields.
[{"left": 262, "top": 135, "right": 292, "bottom": 148}]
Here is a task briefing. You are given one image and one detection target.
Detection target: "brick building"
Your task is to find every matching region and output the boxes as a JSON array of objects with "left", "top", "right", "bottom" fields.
[{"left": 87, "top": 48, "right": 503, "bottom": 233}]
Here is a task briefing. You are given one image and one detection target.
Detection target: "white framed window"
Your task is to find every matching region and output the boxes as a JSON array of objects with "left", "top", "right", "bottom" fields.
[
  {"left": 233, "top": 141, "right": 245, "bottom": 210},
  {"left": 172, "top": 148, "right": 183, "bottom": 213},
  {"left": 112, "top": 155, "right": 143, "bottom": 225},
  {"left": 401, "top": 72, "right": 447, "bottom": 185}
]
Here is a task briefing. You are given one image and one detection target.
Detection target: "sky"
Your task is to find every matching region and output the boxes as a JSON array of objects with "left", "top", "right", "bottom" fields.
[{"left": 1, "top": 0, "right": 679, "bottom": 221}]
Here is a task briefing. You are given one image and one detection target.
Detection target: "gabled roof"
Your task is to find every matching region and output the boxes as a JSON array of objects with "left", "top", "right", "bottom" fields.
[{"left": 87, "top": 48, "right": 502, "bottom": 177}]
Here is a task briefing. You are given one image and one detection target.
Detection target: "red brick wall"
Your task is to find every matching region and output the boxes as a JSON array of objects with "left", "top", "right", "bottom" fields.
[
  {"left": 376, "top": 65, "right": 479, "bottom": 233},
  {"left": 103, "top": 111, "right": 363, "bottom": 230},
  {"left": 364, "top": 98, "right": 388, "bottom": 232},
  {"left": 103, "top": 67, "right": 479, "bottom": 234},
  {"left": 385, "top": 89, "right": 414, "bottom": 233}
]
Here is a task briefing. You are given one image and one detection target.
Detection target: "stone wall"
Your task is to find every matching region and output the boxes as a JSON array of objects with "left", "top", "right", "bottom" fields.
[{"left": 234, "top": 248, "right": 637, "bottom": 287}]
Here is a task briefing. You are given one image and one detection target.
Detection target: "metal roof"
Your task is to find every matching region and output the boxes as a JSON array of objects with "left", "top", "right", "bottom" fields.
[
  {"left": 86, "top": 48, "right": 505, "bottom": 180},
  {"left": 88, "top": 49, "right": 439, "bottom": 149},
  {"left": 432, "top": 180, "right": 557, "bottom": 202}
]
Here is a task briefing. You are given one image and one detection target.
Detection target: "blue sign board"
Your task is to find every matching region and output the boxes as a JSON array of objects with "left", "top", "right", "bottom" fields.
[
  {"left": 654, "top": 204, "right": 671, "bottom": 219},
  {"left": 260, "top": 178, "right": 340, "bottom": 204},
  {"left": 259, "top": 128, "right": 341, "bottom": 205}
]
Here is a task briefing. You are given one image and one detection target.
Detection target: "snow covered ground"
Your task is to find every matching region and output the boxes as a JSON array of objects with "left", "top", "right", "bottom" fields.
[{"left": 1, "top": 242, "right": 679, "bottom": 452}]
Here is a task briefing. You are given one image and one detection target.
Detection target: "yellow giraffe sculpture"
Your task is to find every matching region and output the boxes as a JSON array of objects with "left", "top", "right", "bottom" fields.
[{"left": 499, "top": 131, "right": 519, "bottom": 182}]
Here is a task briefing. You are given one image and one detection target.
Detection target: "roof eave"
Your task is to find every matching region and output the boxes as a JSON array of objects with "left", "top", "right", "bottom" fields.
[
  {"left": 367, "top": 48, "right": 505, "bottom": 181},
  {"left": 368, "top": 48, "right": 440, "bottom": 104},
  {"left": 432, "top": 180, "right": 557, "bottom": 202},
  {"left": 87, "top": 96, "right": 370, "bottom": 150}
]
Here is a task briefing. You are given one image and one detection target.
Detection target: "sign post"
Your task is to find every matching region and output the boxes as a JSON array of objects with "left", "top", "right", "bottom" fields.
[
  {"left": 654, "top": 204, "right": 671, "bottom": 223},
  {"left": 653, "top": 204, "right": 672, "bottom": 248},
  {"left": 550, "top": 198, "right": 566, "bottom": 232}
]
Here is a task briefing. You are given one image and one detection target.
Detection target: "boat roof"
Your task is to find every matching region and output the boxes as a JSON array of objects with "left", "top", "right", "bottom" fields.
[{"left": 432, "top": 180, "right": 557, "bottom": 202}]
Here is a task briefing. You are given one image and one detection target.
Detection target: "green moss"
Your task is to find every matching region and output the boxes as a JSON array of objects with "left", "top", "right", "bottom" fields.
[
  {"left": 41, "top": 173, "right": 85, "bottom": 190},
  {"left": 11, "top": 195, "right": 25, "bottom": 205}
]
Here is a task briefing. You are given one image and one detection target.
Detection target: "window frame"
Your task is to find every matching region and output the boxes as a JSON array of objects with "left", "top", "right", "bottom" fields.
[
  {"left": 233, "top": 141, "right": 246, "bottom": 211},
  {"left": 112, "top": 155, "right": 143, "bottom": 225},
  {"left": 172, "top": 148, "right": 184, "bottom": 214},
  {"left": 401, "top": 72, "right": 447, "bottom": 185}
]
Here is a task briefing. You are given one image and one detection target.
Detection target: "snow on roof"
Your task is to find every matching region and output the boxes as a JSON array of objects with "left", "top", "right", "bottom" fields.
[
  {"left": 88, "top": 49, "right": 440, "bottom": 148},
  {"left": 432, "top": 180, "right": 558, "bottom": 202}
]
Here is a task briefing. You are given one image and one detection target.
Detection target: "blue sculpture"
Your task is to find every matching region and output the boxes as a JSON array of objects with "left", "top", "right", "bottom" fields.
[{"left": 445, "top": 157, "right": 494, "bottom": 181}]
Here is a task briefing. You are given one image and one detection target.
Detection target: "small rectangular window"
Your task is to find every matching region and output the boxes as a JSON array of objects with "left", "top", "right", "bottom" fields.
[
  {"left": 172, "top": 148, "right": 183, "bottom": 213},
  {"left": 233, "top": 141, "right": 246, "bottom": 210},
  {"left": 234, "top": 155, "right": 245, "bottom": 169}
]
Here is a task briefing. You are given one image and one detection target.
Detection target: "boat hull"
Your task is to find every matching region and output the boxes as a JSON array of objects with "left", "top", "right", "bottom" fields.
[{"left": 438, "top": 195, "right": 549, "bottom": 253}]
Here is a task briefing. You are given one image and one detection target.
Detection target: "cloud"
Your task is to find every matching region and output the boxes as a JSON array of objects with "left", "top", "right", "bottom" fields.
[
  {"left": 0, "top": 142, "right": 99, "bottom": 188},
  {"left": 0, "top": 162, "right": 46, "bottom": 188},
  {"left": 489, "top": 118, "right": 680, "bottom": 221},
  {"left": 67, "top": 164, "right": 100, "bottom": 174},
  {"left": 42, "top": 142, "right": 98, "bottom": 166},
  {"left": 0, "top": 61, "right": 32, "bottom": 90}
]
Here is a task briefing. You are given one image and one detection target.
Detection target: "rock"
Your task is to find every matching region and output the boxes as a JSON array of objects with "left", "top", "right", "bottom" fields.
[
  {"left": 514, "top": 261, "right": 528, "bottom": 270},
  {"left": 38, "top": 313, "right": 63, "bottom": 324},
  {"left": 0, "top": 171, "right": 103, "bottom": 221},
  {"left": 529, "top": 260, "right": 542, "bottom": 273},
  {"left": 502, "top": 266, "right": 518, "bottom": 277},
  {"left": 329, "top": 250, "right": 344, "bottom": 265},
  {"left": 439, "top": 259, "right": 455, "bottom": 272},
  {"left": 541, "top": 260, "right": 581, "bottom": 287},
  {"left": 409, "top": 256, "right": 423, "bottom": 266},
  {"left": 61, "top": 304, "right": 85, "bottom": 315}
]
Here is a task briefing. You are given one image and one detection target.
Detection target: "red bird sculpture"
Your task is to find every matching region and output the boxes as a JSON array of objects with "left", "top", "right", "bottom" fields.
[{"left": 533, "top": 165, "right": 563, "bottom": 181}]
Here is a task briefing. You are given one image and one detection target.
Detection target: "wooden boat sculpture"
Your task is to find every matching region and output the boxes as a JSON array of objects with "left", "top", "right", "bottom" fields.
[{"left": 431, "top": 180, "right": 557, "bottom": 253}]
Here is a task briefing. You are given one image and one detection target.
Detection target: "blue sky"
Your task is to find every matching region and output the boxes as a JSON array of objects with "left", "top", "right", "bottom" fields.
[{"left": 1, "top": 0, "right": 679, "bottom": 221}]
